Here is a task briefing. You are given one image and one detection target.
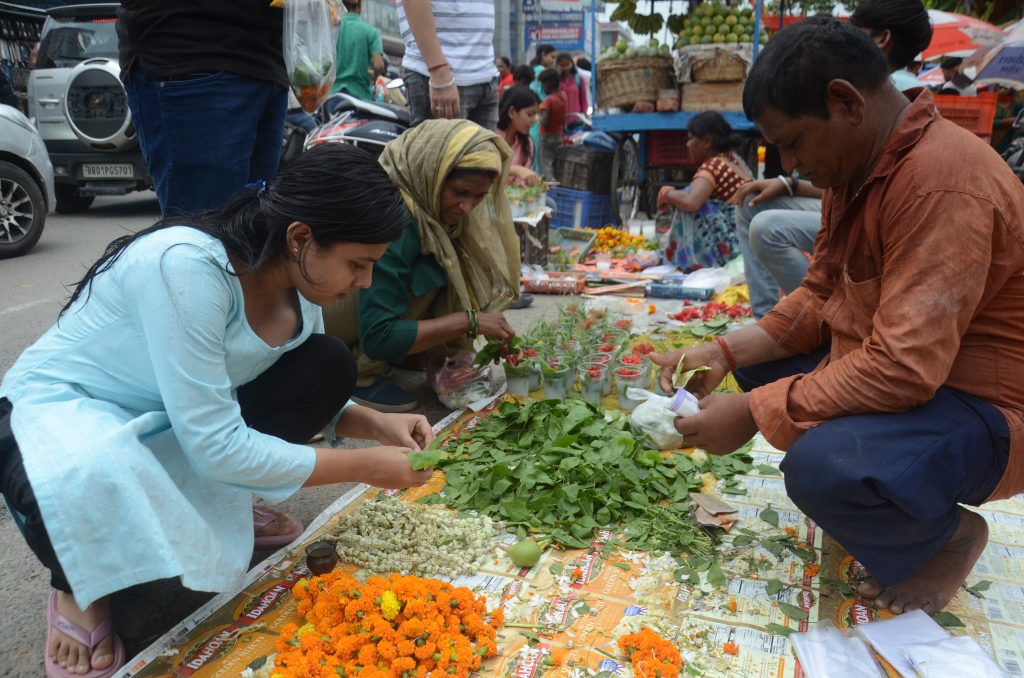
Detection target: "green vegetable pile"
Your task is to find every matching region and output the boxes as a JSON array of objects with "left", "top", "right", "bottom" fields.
[{"left": 410, "top": 399, "right": 753, "bottom": 555}]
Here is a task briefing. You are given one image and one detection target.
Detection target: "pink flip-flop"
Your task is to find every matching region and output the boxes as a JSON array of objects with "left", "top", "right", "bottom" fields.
[
  {"left": 45, "top": 591, "right": 125, "bottom": 678},
  {"left": 252, "top": 506, "right": 304, "bottom": 550}
]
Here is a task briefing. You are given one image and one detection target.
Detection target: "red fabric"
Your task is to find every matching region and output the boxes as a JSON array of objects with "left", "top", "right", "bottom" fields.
[
  {"left": 695, "top": 154, "right": 749, "bottom": 202},
  {"left": 560, "top": 74, "right": 587, "bottom": 119},
  {"left": 498, "top": 72, "right": 514, "bottom": 95},
  {"left": 541, "top": 92, "right": 567, "bottom": 136}
]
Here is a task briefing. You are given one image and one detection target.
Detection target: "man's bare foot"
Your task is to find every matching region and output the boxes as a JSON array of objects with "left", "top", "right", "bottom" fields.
[
  {"left": 49, "top": 592, "right": 115, "bottom": 674},
  {"left": 856, "top": 508, "right": 988, "bottom": 615},
  {"left": 253, "top": 506, "right": 299, "bottom": 539}
]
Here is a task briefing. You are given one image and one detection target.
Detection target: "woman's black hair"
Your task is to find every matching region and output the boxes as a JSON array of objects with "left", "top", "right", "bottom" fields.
[
  {"left": 687, "top": 111, "right": 741, "bottom": 153},
  {"left": 850, "top": 0, "right": 932, "bottom": 72},
  {"left": 496, "top": 55, "right": 512, "bottom": 70},
  {"left": 576, "top": 57, "right": 592, "bottom": 71},
  {"left": 743, "top": 17, "right": 889, "bottom": 121},
  {"left": 446, "top": 167, "right": 499, "bottom": 184},
  {"left": 530, "top": 44, "right": 557, "bottom": 67},
  {"left": 537, "top": 67, "right": 560, "bottom": 93},
  {"left": 498, "top": 85, "right": 540, "bottom": 164},
  {"left": 61, "top": 144, "right": 407, "bottom": 316},
  {"left": 512, "top": 64, "right": 534, "bottom": 86}
]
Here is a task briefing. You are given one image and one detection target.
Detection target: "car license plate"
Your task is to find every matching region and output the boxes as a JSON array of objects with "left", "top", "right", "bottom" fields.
[{"left": 81, "top": 163, "right": 134, "bottom": 179}]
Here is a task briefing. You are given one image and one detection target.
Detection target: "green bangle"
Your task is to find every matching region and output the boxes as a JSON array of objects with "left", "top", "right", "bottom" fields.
[{"left": 466, "top": 310, "right": 479, "bottom": 338}]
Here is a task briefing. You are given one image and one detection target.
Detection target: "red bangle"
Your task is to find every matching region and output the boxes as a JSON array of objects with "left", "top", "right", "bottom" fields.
[
  {"left": 427, "top": 62, "right": 449, "bottom": 73},
  {"left": 714, "top": 335, "right": 738, "bottom": 372}
]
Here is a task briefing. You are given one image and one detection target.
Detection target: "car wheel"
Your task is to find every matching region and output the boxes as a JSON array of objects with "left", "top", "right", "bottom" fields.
[
  {"left": 0, "top": 161, "right": 46, "bottom": 259},
  {"left": 55, "top": 184, "right": 95, "bottom": 213}
]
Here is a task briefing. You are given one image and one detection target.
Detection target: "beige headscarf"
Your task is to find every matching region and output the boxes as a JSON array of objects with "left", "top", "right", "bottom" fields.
[{"left": 378, "top": 119, "right": 521, "bottom": 315}]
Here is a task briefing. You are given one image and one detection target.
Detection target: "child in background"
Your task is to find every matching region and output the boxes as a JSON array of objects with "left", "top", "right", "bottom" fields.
[
  {"left": 537, "top": 68, "right": 566, "bottom": 182},
  {"left": 512, "top": 64, "right": 535, "bottom": 89},
  {"left": 556, "top": 52, "right": 588, "bottom": 128},
  {"left": 497, "top": 85, "right": 543, "bottom": 186}
]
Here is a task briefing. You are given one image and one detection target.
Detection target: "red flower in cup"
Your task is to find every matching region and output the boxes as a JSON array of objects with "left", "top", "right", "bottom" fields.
[
  {"left": 524, "top": 348, "right": 538, "bottom": 358},
  {"left": 631, "top": 343, "right": 655, "bottom": 356},
  {"left": 620, "top": 353, "right": 643, "bottom": 366},
  {"left": 587, "top": 366, "right": 604, "bottom": 380},
  {"left": 506, "top": 352, "right": 524, "bottom": 367},
  {"left": 615, "top": 367, "right": 641, "bottom": 378},
  {"left": 614, "top": 319, "right": 632, "bottom": 330},
  {"left": 599, "top": 342, "right": 616, "bottom": 354}
]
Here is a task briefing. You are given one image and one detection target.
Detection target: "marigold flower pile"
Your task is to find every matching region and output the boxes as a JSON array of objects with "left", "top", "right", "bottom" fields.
[
  {"left": 272, "top": 571, "right": 503, "bottom": 678},
  {"left": 588, "top": 226, "right": 651, "bottom": 253},
  {"left": 617, "top": 627, "right": 683, "bottom": 678}
]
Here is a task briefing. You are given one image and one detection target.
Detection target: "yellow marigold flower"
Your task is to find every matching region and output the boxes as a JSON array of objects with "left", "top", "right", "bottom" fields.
[{"left": 380, "top": 589, "right": 401, "bottom": 620}]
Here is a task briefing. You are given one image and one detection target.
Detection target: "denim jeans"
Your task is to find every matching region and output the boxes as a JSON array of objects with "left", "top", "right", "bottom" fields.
[
  {"left": 404, "top": 70, "right": 499, "bottom": 130},
  {"left": 124, "top": 69, "right": 287, "bottom": 217},
  {"left": 735, "top": 195, "right": 821, "bottom": 317},
  {"left": 735, "top": 347, "right": 1009, "bottom": 587}
]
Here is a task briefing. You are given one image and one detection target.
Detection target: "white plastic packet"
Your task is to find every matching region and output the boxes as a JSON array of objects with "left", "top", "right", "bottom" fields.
[
  {"left": 790, "top": 620, "right": 884, "bottom": 678},
  {"left": 855, "top": 609, "right": 949, "bottom": 677},
  {"left": 904, "top": 636, "right": 1008, "bottom": 678},
  {"left": 283, "top": 0, "right": 339, "bottom": 112},
  {"left": 628, "top": 388, "right": 685, "bottom": 450},
  {"left": 682, "top": 266, "right": 733, "bottom": 294}
]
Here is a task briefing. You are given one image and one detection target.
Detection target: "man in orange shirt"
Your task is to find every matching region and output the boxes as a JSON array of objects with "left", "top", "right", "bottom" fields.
[{"left": 654, "top": 18, "right": 1024, "bottom": 616}]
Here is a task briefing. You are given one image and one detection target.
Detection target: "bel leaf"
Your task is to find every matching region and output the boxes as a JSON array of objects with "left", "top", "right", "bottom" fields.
[
  {"left": 408, "top": 449, "right": 443, "bottom": 471},
  {"left": 933, "top": 611, "right": 965, "bottom": 628},
  {"left": 765, "top": 623, "right": 794, "bottom": 637},
  {"left": 757, "top": 463, "right": 782, "bottom": 476},
  {"left": 760, "top": 505, "right": 780, "bottom": 527},
  {"left": 706, "top": 562, "right": 727, "bottom": 589},
  {"left": 765, "top": 579, "right": 785, "bottom": 596},
  {"left": 966, "top": 580, "right": 993, "bottom": 598},
  {"left": 776, "top": 601, "right": 809, "bottom": 621}
]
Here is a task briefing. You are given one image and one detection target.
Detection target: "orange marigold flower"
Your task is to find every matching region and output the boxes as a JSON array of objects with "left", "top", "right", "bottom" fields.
[
  {"left": 727, "top": 598, "right": 738, "bottom": 613},
  {"left": 723, "top": 641, "right": 740, "bottom": 655},
  {"left": 805, "top": 563, "right": 821, "bottom": 578}
]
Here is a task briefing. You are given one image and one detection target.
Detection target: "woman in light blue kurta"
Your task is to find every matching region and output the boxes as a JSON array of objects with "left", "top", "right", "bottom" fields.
[{"left": 0, "top": 145, "right": 435, "bottom": 678}]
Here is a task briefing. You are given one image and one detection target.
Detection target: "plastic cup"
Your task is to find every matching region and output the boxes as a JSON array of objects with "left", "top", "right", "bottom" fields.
[
  {"left": 542, "top": 361, "right": 571, "bottom": 402},
  {"left": 615, "top": 368, "right": 646, "bottom": 411},
  {"left": 579, "top": 363, "right": 608, "bottom": 406}
]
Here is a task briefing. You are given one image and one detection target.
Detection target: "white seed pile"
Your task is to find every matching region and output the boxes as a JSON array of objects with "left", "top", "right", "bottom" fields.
[{"left": 332, "top": 497, "right": 498, "bottom": 578}]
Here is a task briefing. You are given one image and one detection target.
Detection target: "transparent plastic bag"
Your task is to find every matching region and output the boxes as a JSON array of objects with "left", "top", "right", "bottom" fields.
[
  {"left": 903, "top": 636, "right": 1008, "bottom": 678},
  {"left": 628, "top": 389, "right": 685, "bottom": 450},
  {"left": 283, "top": 0, "right": 339, "bottom": 112},
  {"left": 429, "top": 353, "right": 503, "bottom": 410},
  {"left": 790, "top": 620, "right": 884, "bottom": 678}
]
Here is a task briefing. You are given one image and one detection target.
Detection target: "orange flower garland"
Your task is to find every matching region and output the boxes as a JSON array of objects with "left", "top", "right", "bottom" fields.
[
  {"left": 272, "top": 571, "right": 503, "bottom": 678},
  {"left": 617, "top": 627, "right": 682, "bottom": 678}
]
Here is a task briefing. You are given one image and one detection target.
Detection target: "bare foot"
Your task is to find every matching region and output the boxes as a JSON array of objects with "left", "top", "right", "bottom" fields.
[
  {"left": 49, "top": 592, "right": 115, "bottom": 674},
  {"left": 253, "top": 506, "right": 296, "bottom": 539},
  {"left": 858, "top": 508, "right": 988, "bottom": 615}
]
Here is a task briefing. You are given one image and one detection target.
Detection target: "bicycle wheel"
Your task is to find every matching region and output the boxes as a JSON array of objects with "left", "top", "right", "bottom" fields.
[{"left": 609, "top": 135, "right": 640, "bottom": 227}]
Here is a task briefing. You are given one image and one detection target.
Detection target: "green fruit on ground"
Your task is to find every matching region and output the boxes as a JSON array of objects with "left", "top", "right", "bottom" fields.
[
  {"left": 507, "top": 539, "right": 542, "bottom": 568},
  {"left": 616, "top": 38, "right": 628, "bottom": 53},
  {"left": 725, "top": 15, "right": 738, "bottom": 26},
  {"left": 712, "top": 33, "right": 725, "bottom": 43}
]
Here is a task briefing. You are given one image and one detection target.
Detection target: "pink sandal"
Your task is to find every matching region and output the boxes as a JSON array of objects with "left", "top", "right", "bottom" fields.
[
  {"left": 253, "top": 506, "right": 304, "bottom": 550},
  {"left": 45, "top": 591, "right": 125, "bottom": 678}
]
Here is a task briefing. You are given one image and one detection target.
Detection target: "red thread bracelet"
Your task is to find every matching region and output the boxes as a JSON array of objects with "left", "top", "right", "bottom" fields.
[
  {"left": 427, "top": 62, "right": 449, "bottom": 73},
  {"left": 715, "top": 335, "right": 737, "bottom": 372}
]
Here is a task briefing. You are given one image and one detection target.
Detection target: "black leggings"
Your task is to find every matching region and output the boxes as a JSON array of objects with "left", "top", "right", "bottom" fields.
[{"left": 0, "top": 333, "right": 355, "bottom": 594}]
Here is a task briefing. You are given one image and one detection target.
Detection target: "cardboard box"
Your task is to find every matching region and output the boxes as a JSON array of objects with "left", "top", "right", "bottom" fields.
[{"left": 681, "top": 81, "right": 745, "bottom": 112}]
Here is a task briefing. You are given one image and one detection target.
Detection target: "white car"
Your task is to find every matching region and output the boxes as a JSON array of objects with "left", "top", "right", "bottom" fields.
[{"left": 0, "top": 104, "right": 55, "bottom": 258}]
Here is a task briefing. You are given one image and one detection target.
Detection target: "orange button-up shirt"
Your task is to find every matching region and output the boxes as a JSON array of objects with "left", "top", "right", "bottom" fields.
[{"left": 750, "top": 90, "right": 1024, "bottom": 501}]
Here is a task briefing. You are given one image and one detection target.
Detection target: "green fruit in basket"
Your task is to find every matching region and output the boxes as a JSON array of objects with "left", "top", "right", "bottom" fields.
[
  {"left": 691, "top": 24, "right": 704, "bottom": 36},
  {"left": 625, "top": 46, "right": 638, "bottom": 59},
  {"left": 726, "top": 32, "right": 739, "bottom": 43},
  {"left": 700, "top": 35, "right": 713, "bottom": 44},
  {"left": 712, "top": 32, "right": 726, "bottom": 43},
  {"left": 713, "top": 5, "right": 727, "bottom": 17},
  {"left": 741, "top": 6, "right": 753, "bottom": 17},
  {"left": 659, "top": 44, "right": 671, "bottom": 56},
  {"left": 717, "top": 23, "right": 730, "bottom": 35},
  {"left": 725, "top": 14, "right": 738, "bottom": 26},
  {"left": 700, "top": 16, "right": 712, "bottom": 26},
  {"left": 649, "top": 37, "right": 660, "bottom": 47},
  {"left": 616, "top": 38, "right": 629, "bottom": 53}
]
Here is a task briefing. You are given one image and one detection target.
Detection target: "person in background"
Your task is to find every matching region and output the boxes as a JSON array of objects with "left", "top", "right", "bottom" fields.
[
  {"left": 324, "top": 120, "right": 521, "bottom": 412},
  {"left": 575, "top": 56, "right": 592, "bottom": 111},
  {"left": 557, "top": 51, "right": 588, "bottom": 129},
  {"left": 116, "top": 1, "right": 288, "bottom": 217},
  {"left": 993, "top": 86, "right": 1024, "bottom": 154},
  {"left": 512, "top": 64, "right": 535, "bottom": 89},
  {"left": 397, "top": 0, "right": 499, "bottom": 128},
  {"left": 657, "top": 111, "right": 752, "bottom": 271},
  {"left": 939, "top": 56, "right": 977, "bottom": 96},
  {"left": 0, "top": 68, "right": 17, "bottom": 109},
  {"left": 497, "top": 86, "right": 543, "bottom": 186},
  {"left": 496, "top": 56, "right": 514, "bottom": 95},
  {"left": 0, "top": 145, "right": 432, "bottom": 678},
  {"left": 528, "top": 45, "right": 558, "bottom": 171},
  {"left": 850, "top": 0, "right": 931, "bottom": 94},
  {"left": 537, "top": 68, "right": 566, "bottom": 181},
  {"left": 332, "top": 0, "right": 385, "bottom": 102},
  {"left": 654, "top": 17, "right": 1024, "bottom": 618}
]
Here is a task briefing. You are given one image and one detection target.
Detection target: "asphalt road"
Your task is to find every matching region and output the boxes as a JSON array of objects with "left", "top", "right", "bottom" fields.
[{"left": 0, "top": 193, "right": 556, "bottom": 676}]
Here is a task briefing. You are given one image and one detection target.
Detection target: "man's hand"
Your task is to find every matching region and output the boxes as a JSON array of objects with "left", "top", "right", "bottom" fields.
[
  {"left": 730, "top": 177, "right": 787, "bottom": 207},
  {"left": 673, "top": 392, "right": 759, "bottom": 455},
  {"left": 430, "top": 65, "right": 460, "bottom": 119},
  {"left": 370, "top": 411, "right": 434, "bottom": 451},
  {"left": 649, "top": 342, "right": 730, "bottom": 398},
  {"left": 478, "top": 312, "right": 515, "bottom": 344}
]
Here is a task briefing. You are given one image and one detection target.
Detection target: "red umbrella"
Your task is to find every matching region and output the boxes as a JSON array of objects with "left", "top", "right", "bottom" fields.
[{"left": 924, "top": 10, "right": 1005, "bottom": 59}]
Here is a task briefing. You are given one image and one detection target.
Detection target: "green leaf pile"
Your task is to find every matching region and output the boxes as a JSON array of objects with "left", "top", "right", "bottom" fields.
[{"left": 417, "top": 399, "right": 753, "bottom": 553}]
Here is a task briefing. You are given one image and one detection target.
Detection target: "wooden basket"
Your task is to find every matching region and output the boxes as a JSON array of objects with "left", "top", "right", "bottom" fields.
[
  {"left": 521, "top": 272, "right": 587, "bottom": 295},
  {"left": 691, "top": 50, "right": 747, "bottom": 83},
  {"left": 597, "top": 58, "right": 675, "bottom": 109}
]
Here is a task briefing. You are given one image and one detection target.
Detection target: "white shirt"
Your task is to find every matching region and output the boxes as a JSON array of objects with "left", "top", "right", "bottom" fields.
[{"left": 397, "top": 0, "right": 498, "bottom": 86}]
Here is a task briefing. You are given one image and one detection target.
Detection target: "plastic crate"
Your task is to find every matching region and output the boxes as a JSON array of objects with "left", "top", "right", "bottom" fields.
[
  {"left": 553, "top": 145, "right": 614, "bottom": 194},
  {"left": 549, "top": 186, "right": 616, "bottom": 230},
  {"left": 934, "top": 92, "right": 998, "bottom": 138},
  {"left": 548, "top": 226, "right": 597, "bottom": 263},
  {"left": 648, "top": 130, "right": 694, "bottom": 167}
]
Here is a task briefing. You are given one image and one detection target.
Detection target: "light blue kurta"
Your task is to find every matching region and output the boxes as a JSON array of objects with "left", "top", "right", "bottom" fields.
[{"left": 1, "top": 227, "right": 323, "bottom": 609}]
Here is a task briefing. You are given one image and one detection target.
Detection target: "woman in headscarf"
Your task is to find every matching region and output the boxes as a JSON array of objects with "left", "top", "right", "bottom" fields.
[{"left": 325, "top": 119, "right": 521, "bottom": 411}]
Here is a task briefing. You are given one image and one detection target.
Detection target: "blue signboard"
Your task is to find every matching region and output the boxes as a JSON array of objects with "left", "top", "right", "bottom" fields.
[{"left": 525, "top": 19, "right": 585, "bottom": 52}]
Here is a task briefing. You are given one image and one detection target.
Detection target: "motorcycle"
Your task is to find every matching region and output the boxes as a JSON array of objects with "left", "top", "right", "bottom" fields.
[{"left": 302, "top": 80, "right": 410, "bottom": 159}]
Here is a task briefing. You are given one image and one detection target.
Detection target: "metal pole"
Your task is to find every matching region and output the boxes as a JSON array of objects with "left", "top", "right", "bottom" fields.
[
  {"left": 752, "top": 0, "right": 763, "bottom": 59},
  {"left": 590, "top": 0, "right": 598, "bottom": 112}
]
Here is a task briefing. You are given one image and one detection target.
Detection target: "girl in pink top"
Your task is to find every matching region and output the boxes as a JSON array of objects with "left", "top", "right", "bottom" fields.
[
  {"left": 497, "top": 86, "right": 543, "bottom": 186},
  {"left": 557, "top": 52, "right": 588, "bottom": 126}
]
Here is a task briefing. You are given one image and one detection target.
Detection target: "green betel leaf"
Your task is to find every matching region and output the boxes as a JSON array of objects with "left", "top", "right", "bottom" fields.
[
  {"left": 765, "top": 623, "right": 795, "bottom": 637},
  {"left": 757, "top": 463, "right": 782, "bottom": 476},
  {"left": 706, "top": 562, "right": 727, "bottom": 589},
  {"left": 408, "top": 449, "right": 443, "bottom": 471},
  {"left": 966, "top": 580, "right": 993, "bottom": 598},
  {"left": 759, "top": 505, "right": 780, "bottom": 527},
  {"left": 933, "top": 611, "right": 965, "bottom": 628},
  {"left": 765, "top": 579, "right": 785, "bottom": 596},
  {"left": 776, "top": 601, "right": 809, "bottom": 621}
]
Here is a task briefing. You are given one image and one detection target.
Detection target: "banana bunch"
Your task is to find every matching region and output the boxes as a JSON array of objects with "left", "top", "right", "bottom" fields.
[
  {"left": 666, "top": 13, "right": 687, "bottom": 34},
  {"left": 609, "top": 0, "right": 636, "bottom": 22},
  {"left": 628, "top": 11, "right": 664, "bottom": 36}
]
